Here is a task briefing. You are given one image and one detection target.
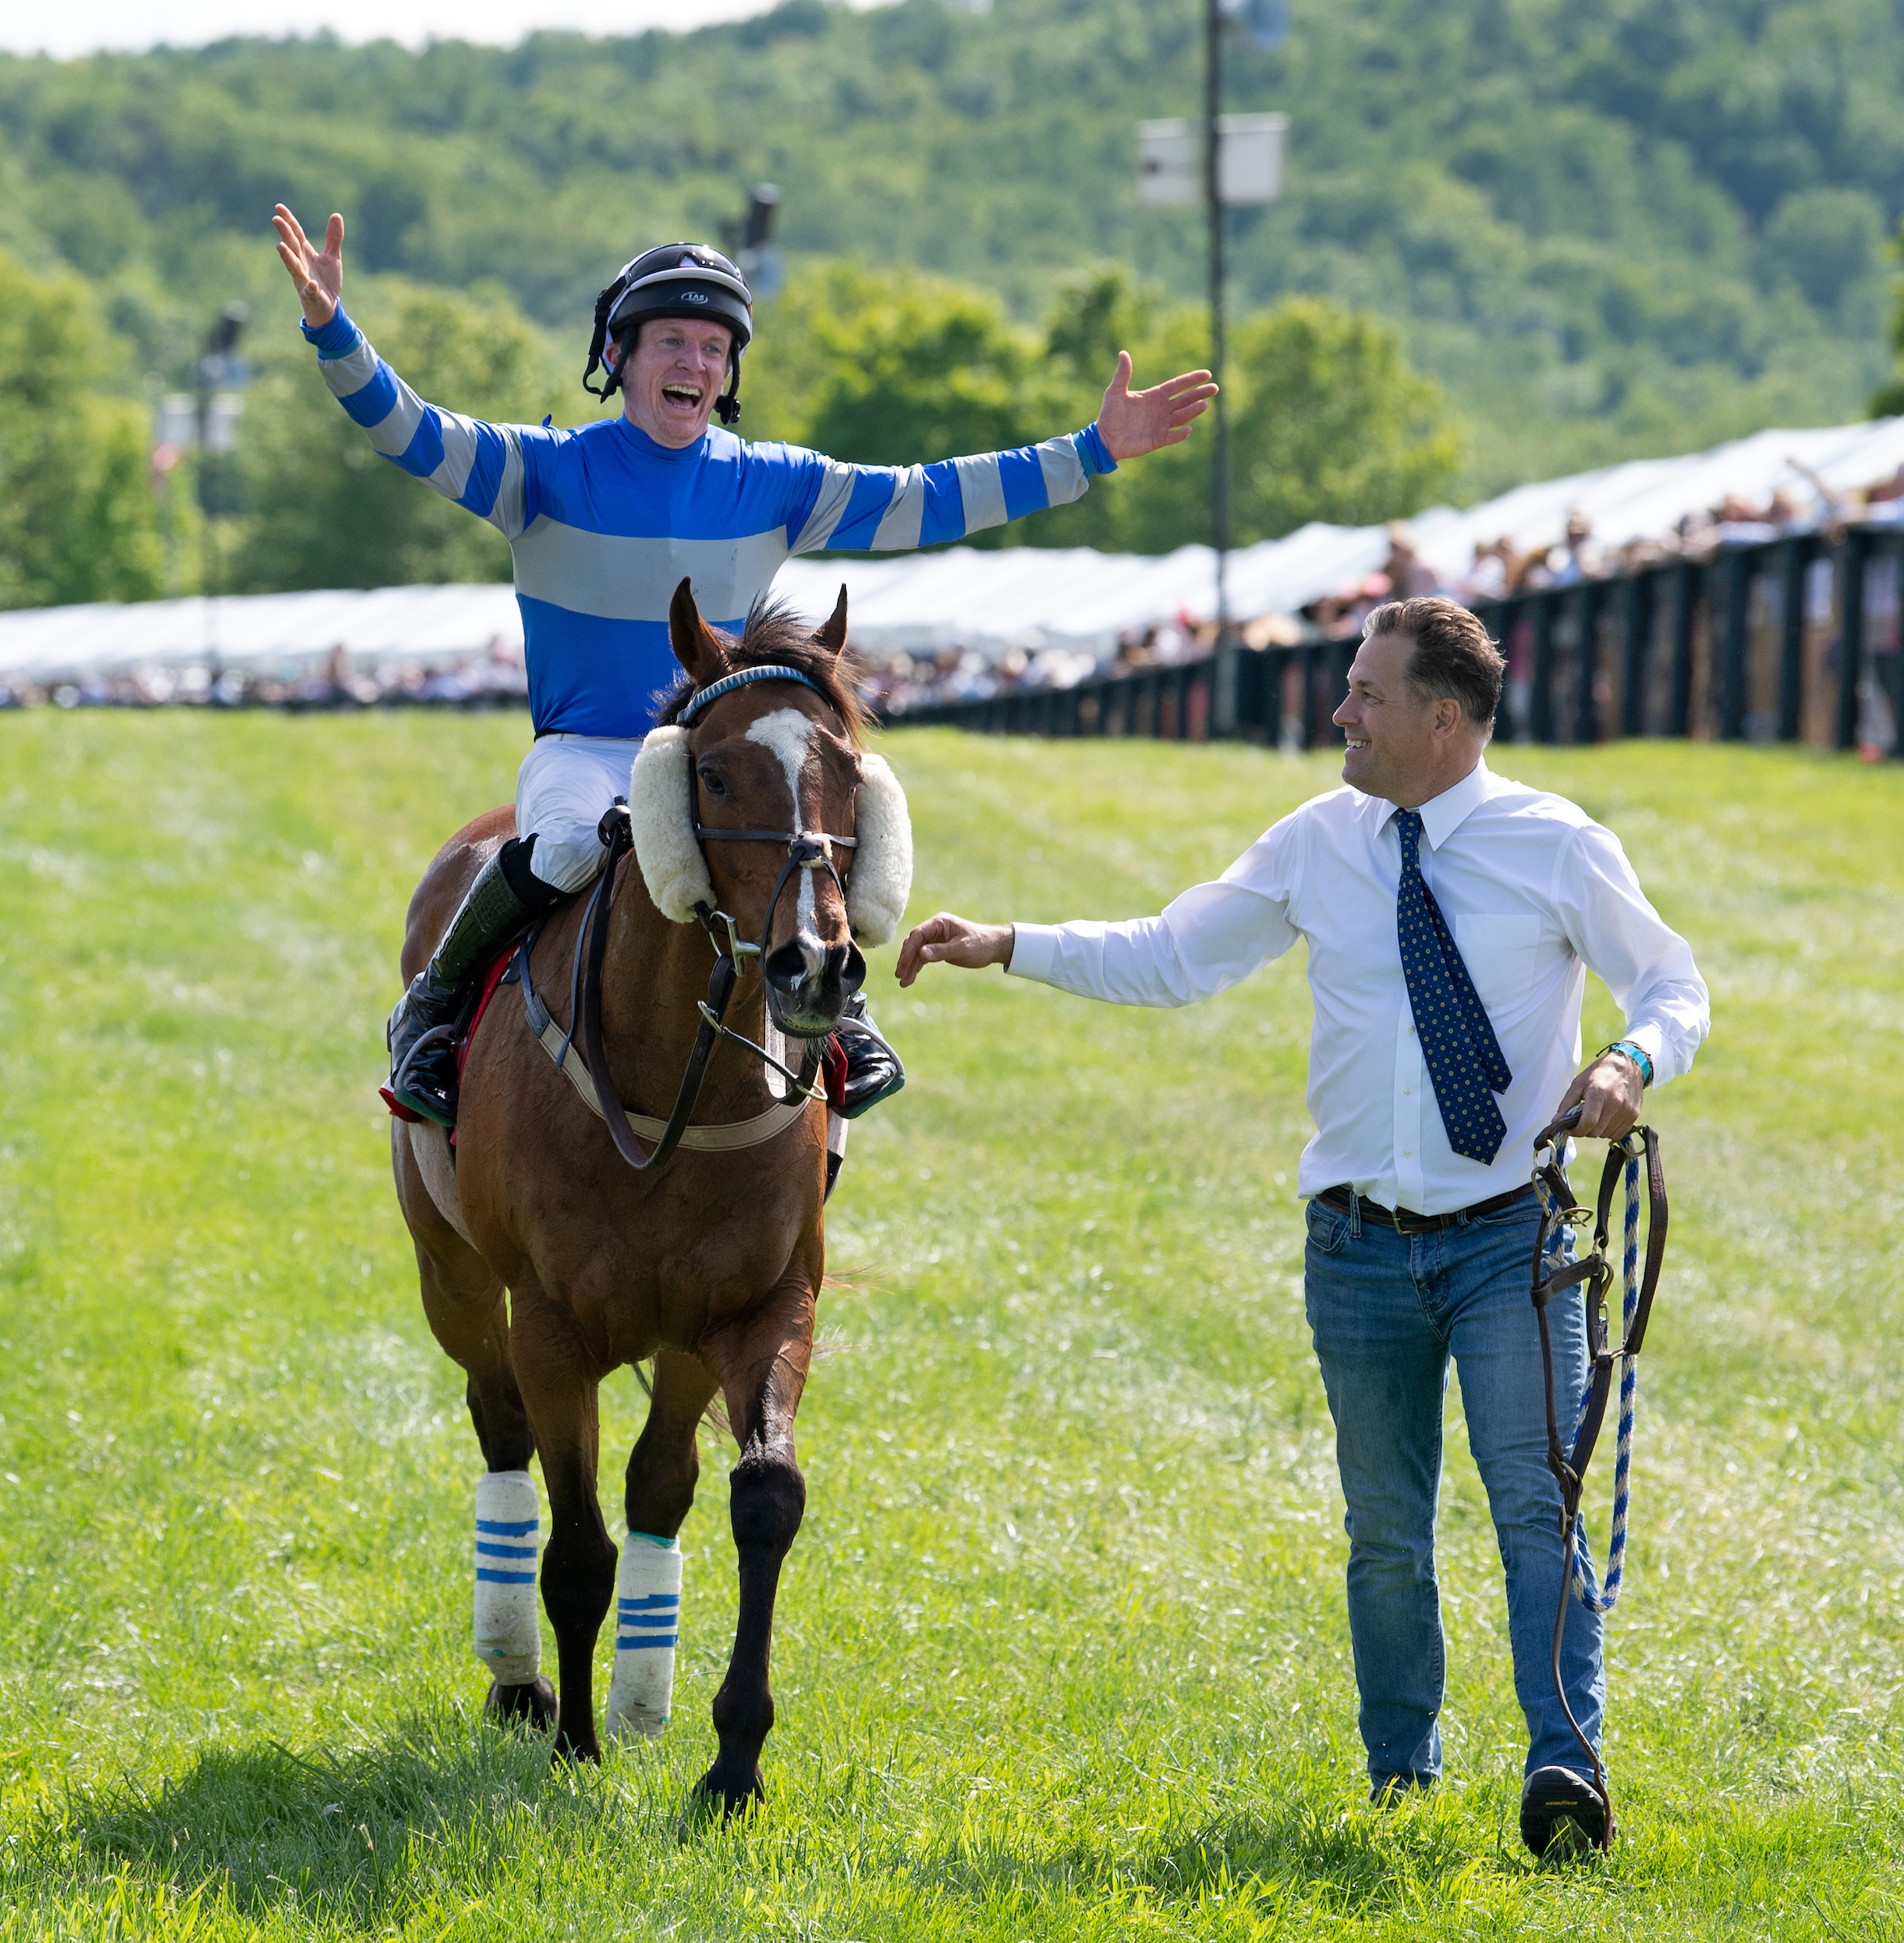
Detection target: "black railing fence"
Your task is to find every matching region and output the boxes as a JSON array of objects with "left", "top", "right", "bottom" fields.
[{"left": 887, "top": 525, "right": 1904, "bottom": 758}]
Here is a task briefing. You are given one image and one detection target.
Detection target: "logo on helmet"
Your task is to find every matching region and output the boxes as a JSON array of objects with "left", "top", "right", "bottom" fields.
[{"left": 682, "top": 291, "right": 709, "bottom": 304}]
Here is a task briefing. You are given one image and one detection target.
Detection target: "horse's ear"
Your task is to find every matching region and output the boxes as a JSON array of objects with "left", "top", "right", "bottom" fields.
[
  {"left": 813, "top": 584, "right": 848, "bottom": 657},
  {"left": 669, "top": 578, "right": 724, "bottom": 686}
]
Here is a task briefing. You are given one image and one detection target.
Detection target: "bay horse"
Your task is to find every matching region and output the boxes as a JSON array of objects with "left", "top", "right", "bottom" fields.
[{"left": 388, "top": 581, "right": 911, "bottom": 1809}]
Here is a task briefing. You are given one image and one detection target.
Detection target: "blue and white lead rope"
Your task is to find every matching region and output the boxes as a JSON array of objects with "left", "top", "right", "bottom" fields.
[{"left": 1540, "top": 1145, "right": 1643, "bottom": 1614}]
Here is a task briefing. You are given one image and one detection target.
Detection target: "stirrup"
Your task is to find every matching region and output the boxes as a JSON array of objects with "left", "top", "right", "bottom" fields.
[
  {"left": 389, "top": 1021, "right": 461, "bottom": 1128},
  {"left": 835, "top": 1010, "right": 905, "bottom": 1120}
]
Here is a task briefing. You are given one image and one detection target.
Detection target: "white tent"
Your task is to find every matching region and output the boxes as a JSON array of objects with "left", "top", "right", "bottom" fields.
[
  {"left": 4, "top": 415, "right": 1902, "bottom": 684},
  {"left": 0, "top": 584, "right": 523, "bottom": 687}
]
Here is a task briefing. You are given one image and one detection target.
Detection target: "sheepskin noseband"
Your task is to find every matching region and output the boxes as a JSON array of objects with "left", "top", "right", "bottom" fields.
[
  {"left": 627, "top": 729, "right": 914, "bottom": 946},
  {"left": 629, "top": 728, "right": 715, "bottom": 923},
  {"left": 844, "top": 753, "right": 912, "bottom": 947}
]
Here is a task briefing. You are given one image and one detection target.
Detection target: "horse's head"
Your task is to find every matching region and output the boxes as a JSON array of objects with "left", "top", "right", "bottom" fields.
[{"left": 628, "top": 580, "right": 912, "bottom": 1040}]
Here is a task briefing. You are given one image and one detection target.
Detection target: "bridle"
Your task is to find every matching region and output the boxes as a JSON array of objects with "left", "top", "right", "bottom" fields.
[
  {"left": 565, "top": 665, "right": 860, "bottom": 1175},
  {"left": 1528, "top": 1102, "right": 1668, "bottom": 1852}
]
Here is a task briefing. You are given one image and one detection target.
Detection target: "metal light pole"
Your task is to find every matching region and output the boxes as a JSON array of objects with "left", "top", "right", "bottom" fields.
[
  {"left": 1205, "top": 0, "right": 1233, "bottom": 646},
  {"left": 196, "top": 303, "right": 249, "bottom": 677},
  {"left": 1137, "top": 3, "right": 1286, "bottom": 659}
]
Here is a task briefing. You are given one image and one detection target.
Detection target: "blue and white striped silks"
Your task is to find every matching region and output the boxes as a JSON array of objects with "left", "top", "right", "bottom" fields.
[
  {"left": 301, "top": 303, "right": 1117, "bottom": 742},
  {"left": 605, "top": 1531, "right": 682, "bottom": 1745},
  {"left": 473, "top": 1468, "right": 542, "bottom": 1686}
]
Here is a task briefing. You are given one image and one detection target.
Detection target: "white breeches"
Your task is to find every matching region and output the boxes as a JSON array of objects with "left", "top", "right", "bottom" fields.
[{"left": 515, "top": 733, "right": 643, "bottom": 893}]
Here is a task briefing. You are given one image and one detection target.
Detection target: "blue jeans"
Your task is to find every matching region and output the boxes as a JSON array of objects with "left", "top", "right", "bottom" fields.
[{"left": 1303, "top": 1192, "right": 1604, "bottom": 1788}]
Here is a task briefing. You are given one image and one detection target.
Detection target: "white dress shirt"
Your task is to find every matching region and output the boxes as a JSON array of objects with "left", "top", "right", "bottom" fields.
[{"left": 1006, "top": 759, "right": 1710, "bottom": 1216}]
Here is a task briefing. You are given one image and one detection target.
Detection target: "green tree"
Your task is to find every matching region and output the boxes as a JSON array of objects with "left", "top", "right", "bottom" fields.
[
  {"left": 1233, "top": 299, "right": 1464, "bottom": 538},
  {"left": 0, "top": 251, "right": 164, "bottom": 610},
  {"left": 751, "top": 260, "right": 1460, "bottom": 556},
  {"left": 1031, "top": 273, "right": 1462, "bottom": 553},
  {"left": 230, "top": 280, "right": 574, "bottom": 593}
]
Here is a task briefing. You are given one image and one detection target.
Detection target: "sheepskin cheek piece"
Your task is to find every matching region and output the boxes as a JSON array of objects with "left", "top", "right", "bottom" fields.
[
  {"left": 629, "top": 728, "right": 715, "bottom": 922},
  {"left": 627, "top": 732, "right": 913, "bottom": 944},
  {"left": 845, "top": 753, "right": 912, "bottom": 947}
]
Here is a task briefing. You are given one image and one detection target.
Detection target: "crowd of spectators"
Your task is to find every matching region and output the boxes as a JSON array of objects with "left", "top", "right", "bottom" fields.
[
  {"left": 1294, "top": 460, "right": 1904, "bottom": 645},
  {"left": 0, "top": 640, "right": 530, "bottom": 713}
]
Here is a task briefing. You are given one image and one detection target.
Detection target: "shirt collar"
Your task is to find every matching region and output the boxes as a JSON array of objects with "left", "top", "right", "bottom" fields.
[
  {"left": 613, "top": 416, "right": 708, "bottom": 462},
  {"left": 1380, "top": 758, "right": 1494, "bottom": 851}
]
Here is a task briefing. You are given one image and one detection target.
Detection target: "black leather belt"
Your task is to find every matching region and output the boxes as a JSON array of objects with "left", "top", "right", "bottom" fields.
[{"left": 1316, "top": 1180, "right": 1537, "bottom": 1234}]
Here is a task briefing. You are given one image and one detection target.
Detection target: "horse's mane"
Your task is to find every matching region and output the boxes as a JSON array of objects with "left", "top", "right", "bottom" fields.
[{"left": 656, "top": 599, "right": 870, "bottom": 746}]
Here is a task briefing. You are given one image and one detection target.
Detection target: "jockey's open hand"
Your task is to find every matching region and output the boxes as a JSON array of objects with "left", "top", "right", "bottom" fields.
[
  {"left": 273, "top": 205, "right": 344, "bottom": 330},
  {"left": 1548, "top": 1050, "right": 1644, "bottom": 1143},
  {"left": 895, "top": 913, "right": 1015, "bottom": 988},
  {"left": 1094, "top": 352, "right": 1218, "bottom": 461}
]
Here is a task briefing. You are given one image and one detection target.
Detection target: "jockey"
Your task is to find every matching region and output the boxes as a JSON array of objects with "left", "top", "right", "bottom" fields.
[{"left": 273, "top": 206, "right": 1216, "bottom": 1129}]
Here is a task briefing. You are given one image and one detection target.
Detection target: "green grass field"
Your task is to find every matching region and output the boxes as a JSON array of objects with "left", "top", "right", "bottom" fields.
[{"left": 1, "top": 713, "right": 1900, "bottom": 1941}]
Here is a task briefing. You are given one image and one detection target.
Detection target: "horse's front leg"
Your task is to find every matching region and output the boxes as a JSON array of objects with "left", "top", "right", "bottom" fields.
[
  {"left": 509, "top": 1274, "right": 617, "bottom": 1762},
  {"left": 695, "top": 1277, "right": 817, "bottom": 1812}
]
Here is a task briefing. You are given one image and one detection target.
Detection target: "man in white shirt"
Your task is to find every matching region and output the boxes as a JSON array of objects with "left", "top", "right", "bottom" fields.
[{"left": 895, "top": 597, "right": 1710, "bottom": 1854}]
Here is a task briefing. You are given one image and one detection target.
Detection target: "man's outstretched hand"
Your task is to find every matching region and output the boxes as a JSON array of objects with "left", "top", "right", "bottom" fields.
[
  {"left": 273, "top": 205, "right": 344, "bottom": 330},
  {"left": 1093, "top": 351, "right": 1218, "bottom": 461},
  {"left": 895, "top": 913, "right": 1015, "bottom": 989}
]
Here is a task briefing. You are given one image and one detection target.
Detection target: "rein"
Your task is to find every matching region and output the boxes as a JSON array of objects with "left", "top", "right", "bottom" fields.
[{"left": 1528, "top": 1103, "right": 1669, "bottom": 1851}]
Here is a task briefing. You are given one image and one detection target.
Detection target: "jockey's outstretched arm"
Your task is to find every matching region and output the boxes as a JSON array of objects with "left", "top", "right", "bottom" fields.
[
  {"left": 274, "top": 203, "right": 531, "bottom": 542},
  {"left": 783, "top": 424, "right": 1116, "bottom": 556},
  {"left": 304, "top": 307, "right": 531, "bottom": 539},
  {"left": 780, "top": 351, "right": 1217, "bottom": 557}
]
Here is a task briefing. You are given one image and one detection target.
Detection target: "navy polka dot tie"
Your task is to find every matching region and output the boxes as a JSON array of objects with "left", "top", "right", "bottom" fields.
[{"left": 1393, "top": 807, "right": 1512, "bottom": 1164}]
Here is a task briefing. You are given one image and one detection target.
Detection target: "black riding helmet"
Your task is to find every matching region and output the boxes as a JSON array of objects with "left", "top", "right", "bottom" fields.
[{"left": 584, "top": 244, "right": 754, "bottom": 424}]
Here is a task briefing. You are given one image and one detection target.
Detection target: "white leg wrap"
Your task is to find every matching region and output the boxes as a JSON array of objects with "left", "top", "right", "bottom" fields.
[
  {"left": 605, "top": 1533, "right": 682, "bottom": 1745},
  {"left": 473, "top": 1469, "right": 542, "bottom": 1686}
]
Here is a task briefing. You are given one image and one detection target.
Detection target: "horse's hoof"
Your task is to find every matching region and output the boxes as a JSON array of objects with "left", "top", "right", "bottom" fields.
[
  {"left": 553, "top": 1728, "right": 603, "bottom": 1767},
  {"left": 486, "top": 1675, "right": 559, "bottom": 1735},
  {"left": 692, "top": 1762, "right": 764, "bottom": 1819}
]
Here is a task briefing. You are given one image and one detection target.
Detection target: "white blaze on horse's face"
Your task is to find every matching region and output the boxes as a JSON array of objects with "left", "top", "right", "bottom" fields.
[{"left": 746, "top": 707, "right": 827, "bottom": 979}]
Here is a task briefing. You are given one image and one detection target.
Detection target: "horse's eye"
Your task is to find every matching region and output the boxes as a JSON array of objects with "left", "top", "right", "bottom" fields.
[{"left": 699, "top": 767, "right": 727, "bottom": 798}]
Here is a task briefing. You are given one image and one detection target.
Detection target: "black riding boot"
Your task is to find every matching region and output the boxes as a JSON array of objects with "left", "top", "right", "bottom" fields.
[
  {"left": 834, "top": 991, "right": 905, "bottom": 1120},
  {"left": 387, "top": 837, "right": 564, "bottom": 1128}
]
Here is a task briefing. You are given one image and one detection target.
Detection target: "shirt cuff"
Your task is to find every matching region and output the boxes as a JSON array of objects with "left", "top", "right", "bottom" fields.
[
  {"left": 1003, "top": 921, "right": 1060, "bottom": 983},
  {"left": 300, "top": 302, "right": 360, "bottom": 359},
  {"left": 1075, "top": 423, "right": 1117, "bottom": 476}
]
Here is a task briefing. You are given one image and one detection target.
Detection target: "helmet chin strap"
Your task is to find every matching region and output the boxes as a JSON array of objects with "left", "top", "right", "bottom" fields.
[{"left": 583, "top": 279, "right": 625, "bottom": 400}]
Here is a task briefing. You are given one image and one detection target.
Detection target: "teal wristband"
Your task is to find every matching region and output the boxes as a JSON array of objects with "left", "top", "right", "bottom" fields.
[{"left": 1601, "top": 1040, "right": 1652, "bottom": 1087}]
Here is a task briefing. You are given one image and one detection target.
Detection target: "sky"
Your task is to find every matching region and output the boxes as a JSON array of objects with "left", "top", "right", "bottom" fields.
[{"left": 0, "top": 0, "right": 897, "bottom": 60}]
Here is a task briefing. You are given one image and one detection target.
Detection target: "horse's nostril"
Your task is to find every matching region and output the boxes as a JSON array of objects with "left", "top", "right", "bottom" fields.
[
  {"left": 763, "top": 942, "right": 808, "bottom": 993},
  {"left": 832, "top": 942, "right": 866, "bottom": 997}
]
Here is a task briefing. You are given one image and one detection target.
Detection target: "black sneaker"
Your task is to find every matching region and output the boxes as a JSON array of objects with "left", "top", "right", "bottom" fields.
[{"left": 1519, "top": 1765, "right": 1611, "bottom": 1857}]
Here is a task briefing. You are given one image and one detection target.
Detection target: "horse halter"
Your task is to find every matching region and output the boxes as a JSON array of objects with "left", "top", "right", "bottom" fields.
[
  {"left": 569, "top": 663, "right": 860, "bottom": 1175},
  {"left": 678, "top": 663, "right": 862, "bottom": 969}
]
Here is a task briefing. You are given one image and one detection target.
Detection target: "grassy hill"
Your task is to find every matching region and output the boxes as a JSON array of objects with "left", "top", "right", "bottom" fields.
[{"left": 2, "top": 0, "right": 1901, "bottom": 499}]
